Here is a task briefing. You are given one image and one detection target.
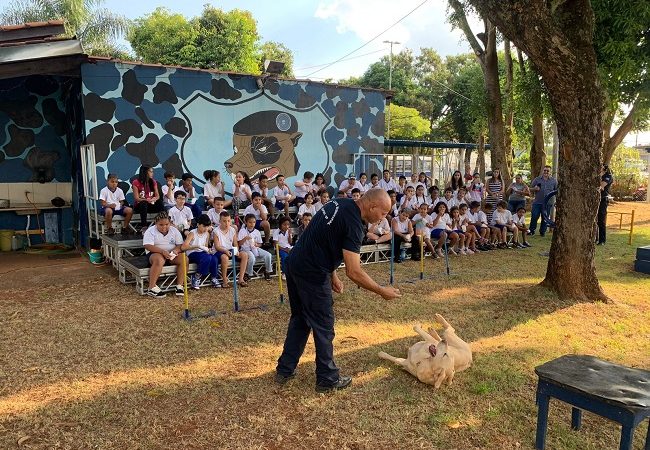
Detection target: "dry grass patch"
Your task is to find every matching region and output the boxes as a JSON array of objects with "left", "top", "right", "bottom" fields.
[{"left": 0, "top": 202, "right": 648, "bottom": 449}]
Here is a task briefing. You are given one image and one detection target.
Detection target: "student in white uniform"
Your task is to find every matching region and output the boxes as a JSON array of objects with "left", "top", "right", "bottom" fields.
[
  {"left": 293, "top": 171, "right": 314, "bottom": 205},
  {"left": 273, "top": 174, "right": 294, "bottom": 216},
  {"left": 99, "top": 173, "right": 133, "bottom": 235},
  {"left": 272, "top": 216, "right": 293, "bottom": 280},
  {"left": 203, "top": 169, "right": 230, "bottom": 209},
  {"left": 338, "top": 174, "right": 362, "bottom": 198},
  {"left": 212, "top": 211, "right": 249, "bottom": 288},
  {"left": 379, "top": 170, "right": 398, "bottom": 191},
  {"left": 243, "top": 192, "right": 271, "bottom": 246},
  {"left": 238, "top": 213, "right": 273, "bottom": 281},
  {"left": 168, "top": 191, "right": 194, "bottom": 234},
  {"left": 391, "top": 209, "right": 415, "bottom": 263},
  {"left": 430, "top": 202, "right": 458, "bottom": 258},
  {"left": 490, "top": 200, "right": 518, "bottom": 248},
  {"left": 182, "top": 214, "right": 220, "bottom": 289},
  {"left": 512, "top": 207, "right": 531, "bottom": 248},
  {"left": 297, "top": 193, "right": 317, "bottom": 223},
  {"left": 143, "top": 211, "right": 186, "bottom": 298},
  {"left": 161, "top": 172, "right": 182, "bottom": 210},
  {"left": 411, "top": 203, "right": 435, "bottom": 258}
]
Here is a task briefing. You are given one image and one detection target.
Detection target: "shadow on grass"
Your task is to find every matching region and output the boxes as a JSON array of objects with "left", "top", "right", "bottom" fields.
[{"left": 1, "top": 343, "right": 646, "bottom": 450}]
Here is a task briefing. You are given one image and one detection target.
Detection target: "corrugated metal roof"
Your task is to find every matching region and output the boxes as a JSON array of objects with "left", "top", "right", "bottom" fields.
[
  {"left": 0, "top": 20, "right": 65, "bottom": 32},
  {"left": 0, "top": 39, "right": 83, "bottom": 64}
]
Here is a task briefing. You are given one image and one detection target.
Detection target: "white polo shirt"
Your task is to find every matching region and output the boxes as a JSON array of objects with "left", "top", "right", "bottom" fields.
[
  {"left": 238, "top": 226, "right": 262, "bottom": 255},
  {"left": 99, "top": 186, "right": 125, "bottom": 208},
  {"left": 168, "top": 205, "right": 193, "bottom": 229},
  {"left": 243, "top": 203, "right": 268, "bottom": 220},
  {"left": 161, "top": 185, "right": 182, "bottom": 207},
  {"left": 294, "top": 181, "right": 312, "bottom": 198},
  {"left": 273, "top": 229, "right": 293, "bottom": 250},
  {"left": 143, "top": 226, "right": 183, "bottom": 254}
]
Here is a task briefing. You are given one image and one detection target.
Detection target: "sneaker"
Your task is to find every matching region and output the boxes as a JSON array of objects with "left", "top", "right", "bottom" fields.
[
  {"left": 315, "top": 375, "right": 352, "bottom": 393},
  {"left": 524, "top": 242, "right": 532, "bottom": 248},
  {"left": 466, "top": 248, "right": 474, "bottom": 255},
  {"left": 264, "top": 271, "right": 271, "bottom": 281},
  {"left": 191, "top": 274, "right": 201, "bottom": 290},
  {"left": 211, "top": 277, "right": 221, "bottom": 288},
  {"left": 274, "top": 372, "right": 296, "bottom": 385},
  {"left": 528, "top": 230, "right": 535, "bottom": 236},
  {"left": 459, "top": 248, "right": 466, "bottom": 256},
  {"left": 147, "top": 286, "right": 166, "bottom": 298},
  {"left": 281, "top": 274, "right": 286, "bottom": 281},
  {"left": 175, "top": 285, "right": 184, "bottom": 296}
]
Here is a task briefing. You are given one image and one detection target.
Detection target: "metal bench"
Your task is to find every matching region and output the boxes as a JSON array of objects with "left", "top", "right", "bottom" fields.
[
  {"left": 535, "top": 354, "right": 650, "bottom": 450},
  {"left": 95, "top": 213, "right": 158, "bottom": 234}
]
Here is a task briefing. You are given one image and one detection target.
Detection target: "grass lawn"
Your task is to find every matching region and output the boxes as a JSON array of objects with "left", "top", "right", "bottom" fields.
[{"left": 1, "top": 202, "right": 648, "bottom": 449}]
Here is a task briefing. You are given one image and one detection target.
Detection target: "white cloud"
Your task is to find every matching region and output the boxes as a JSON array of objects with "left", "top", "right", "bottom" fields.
[{"left": 309, "top": 0, "right": 481, "bottom": 80}]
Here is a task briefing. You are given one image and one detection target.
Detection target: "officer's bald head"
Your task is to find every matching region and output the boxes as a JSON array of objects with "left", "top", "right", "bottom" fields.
[{"left": 357, "top": 188, "right": 391, "bottom": 224}]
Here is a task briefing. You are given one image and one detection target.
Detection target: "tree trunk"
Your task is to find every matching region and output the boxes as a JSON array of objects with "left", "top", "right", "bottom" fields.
[
  {"left": 458, "top": 148, "right": 465, "bottom": 171},
  {"left": 469, "top": 0, "right": 608, "bottom": 302},
  {"left": 464, "top": 147, "right": 473, "bottom": 175},
  {"left": 503, "top": 38, "right": 514, "bottom": 179},
  {"left": 483, "top": 22, "right": 510, "bottom": 182},
  {"left": 602, "top": 99, "right": 641, "bottom": 165},
  {"left": 447, "top": 0, "right": 510, "bottom": 182},
  {"left": 477, "top": 134, "right": 486, "bottom": 181},
  {"left": 517, "top": 48, "right": 546, "bottom": 177}
]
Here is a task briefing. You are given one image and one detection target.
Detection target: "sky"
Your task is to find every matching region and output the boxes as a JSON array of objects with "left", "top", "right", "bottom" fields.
[{"left": 101, "top": 0, "right": 648, "bottom": 146}]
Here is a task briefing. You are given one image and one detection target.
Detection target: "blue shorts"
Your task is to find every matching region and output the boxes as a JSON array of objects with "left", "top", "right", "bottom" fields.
[
  {"left": 492, "top": 224, "right": 506, "bottom": 230},
  {"left": 255, "top": 219, "right": 263, "bottom": 229},
  {"left": 101, "top": 206, "right": 128, "bottom": 216},
  {"left": 454, "top": 230, "right": 464, "bottom": 235},
  {"left": 275, "top": 200, "right": 288, "bottom": 209},
  {"left": 430, "top": 229, "right": 447, "bottom": 239}
]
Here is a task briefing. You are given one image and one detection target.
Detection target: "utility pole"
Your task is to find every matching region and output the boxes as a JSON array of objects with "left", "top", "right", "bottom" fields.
[{"left": 383, "top": 40, "right": 400, "bottom": 140}]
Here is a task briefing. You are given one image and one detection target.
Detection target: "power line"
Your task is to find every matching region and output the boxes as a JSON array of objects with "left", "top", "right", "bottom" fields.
[
  {"left": 302, "top": 0, "right": 430, "bottom": 78},
  {"left": 294, "top": 48, "right": 387, "bottom": 72}
]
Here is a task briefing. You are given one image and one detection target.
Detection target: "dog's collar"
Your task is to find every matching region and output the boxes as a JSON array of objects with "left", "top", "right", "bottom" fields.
[{"left": 428, "top": 344, "right": 437, "bottom": 357}]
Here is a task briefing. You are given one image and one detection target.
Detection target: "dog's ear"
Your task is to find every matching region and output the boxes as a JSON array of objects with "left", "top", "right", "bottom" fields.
[{"left": 290, "top": 132, "right": 303, "bottom": 147}]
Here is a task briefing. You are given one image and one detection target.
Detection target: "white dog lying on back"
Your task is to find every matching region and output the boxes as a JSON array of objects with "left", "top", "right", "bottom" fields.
[{"left": 378, "top": 314, "right": 472, "bottom": 388}]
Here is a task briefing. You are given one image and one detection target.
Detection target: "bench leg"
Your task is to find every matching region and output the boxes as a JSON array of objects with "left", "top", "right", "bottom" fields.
[
  {"left": 535, "top": 393, "right": 550, "bottom": 450},
  {"left": 645, "top": 419, "right": 650, "bottom": 450},
  {"left": 620, "top": 424, "right": 634, "bottom": 450},
  {"left": 571, "top": 407, "right": 582, "bottom": 430}
]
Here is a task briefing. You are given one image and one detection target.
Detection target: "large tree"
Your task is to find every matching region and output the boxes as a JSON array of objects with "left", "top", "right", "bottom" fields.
[
  {"left": 468, "top": 0, "right": 608, "bottom": 301},
  {"left": 1, "top": 0, "right": 130, "bottom": 58},
  {"left": 448, "top": 0, "right": 512, "bottom": 183}
]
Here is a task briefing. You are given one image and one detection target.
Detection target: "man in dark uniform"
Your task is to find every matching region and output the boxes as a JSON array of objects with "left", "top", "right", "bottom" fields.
[
  {"left": 597, "top": 164, "right": 614, "bottom": 245},
  {"left": 275, "top": 188, "right": 401, "bottom": 392}
]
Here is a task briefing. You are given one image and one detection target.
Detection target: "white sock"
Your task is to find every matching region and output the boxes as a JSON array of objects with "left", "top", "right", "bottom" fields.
[
  {"left": 150, "top": 285, "right": 160, "bottom": 293},
  {"left": 176, "top": 284, "right": 183, "bottom": 290}
]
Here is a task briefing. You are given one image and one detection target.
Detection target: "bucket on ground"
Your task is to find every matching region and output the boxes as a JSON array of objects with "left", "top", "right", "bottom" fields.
[{"left": 0, "top": 230, "right": 13, "bottom": 252}]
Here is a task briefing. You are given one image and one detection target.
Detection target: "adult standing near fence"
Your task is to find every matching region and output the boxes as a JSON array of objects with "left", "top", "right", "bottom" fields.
[
  {"left": 596, "top": 164, "right": 614, "bottom": 245},
  {"left": 529, "top": 165, "right": 558, "bottom": 237},
  {"left": 275, "top": 188, "right": 401, "bottom": 392}
]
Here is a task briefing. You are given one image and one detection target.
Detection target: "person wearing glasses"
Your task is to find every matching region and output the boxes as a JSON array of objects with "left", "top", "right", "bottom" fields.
[{"left": 528, "top": 165, "right": 558, "bottom": 237}]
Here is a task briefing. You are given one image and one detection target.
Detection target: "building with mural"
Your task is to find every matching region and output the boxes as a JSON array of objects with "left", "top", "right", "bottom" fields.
[{"left": 0, "top": 22, "right": 388, "bottom": 247}]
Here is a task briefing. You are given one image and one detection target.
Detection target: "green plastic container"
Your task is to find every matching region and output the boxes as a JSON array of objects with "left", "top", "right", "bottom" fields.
[
  {"left": 0, "top": 230, "right": 13, "bottom": 252},
  {"left": 88, "top": 249, "right": 105, "bottom": 264}
]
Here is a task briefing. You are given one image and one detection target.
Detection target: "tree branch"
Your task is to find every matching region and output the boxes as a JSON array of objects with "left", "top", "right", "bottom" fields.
[
  {"left": 603, "top": 96, "right": 644, "bottom": 163},
  {"left": 448, "top": 0, "right": 485, "bottom": 61}
]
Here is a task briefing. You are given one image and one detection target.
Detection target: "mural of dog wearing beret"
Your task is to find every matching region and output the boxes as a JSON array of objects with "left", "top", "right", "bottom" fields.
[
  {"left": 378, "top": 314, "right": 472, "bottom": 388},
  {"left": 224, "top": 110, "right": 302, "bottom": 186}
]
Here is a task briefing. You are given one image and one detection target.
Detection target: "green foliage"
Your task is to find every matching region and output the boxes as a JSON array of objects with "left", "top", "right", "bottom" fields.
[
  {"left": 387, "top": 104, "right": 430, "bottom": 140},
  {"left": 1, "top": 0, "right": 130, "bottom": 58},
  {"left": 258, "top": 41, "right": 294, "bottom": 77},
  {"left": 129, "top": 6, "right": 293, "bottom": 75},
  {"left": 609, "top": 145, "right": 646, "bottom": 198}
]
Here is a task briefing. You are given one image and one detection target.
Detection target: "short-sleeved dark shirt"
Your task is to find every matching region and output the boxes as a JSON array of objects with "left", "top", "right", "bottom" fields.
[
  {"left": 601, "top": 173, "right": 613, "bottom": 199},
  {"left": 286, "top": 198, "right": 364, "bottom": 282}
]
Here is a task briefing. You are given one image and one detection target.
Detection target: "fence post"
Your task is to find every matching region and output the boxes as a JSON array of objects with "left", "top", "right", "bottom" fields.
[
  {"left": 628, "top": 210, "right": 635, "bottom": 246},
  {"left": 619, "top": 213, "right": 623, "bottom": 230}
]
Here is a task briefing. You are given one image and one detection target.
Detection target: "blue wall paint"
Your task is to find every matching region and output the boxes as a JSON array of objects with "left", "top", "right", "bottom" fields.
[
  {"left": 0, "top": 75, "right": 72, "bottom": 183},
  {"left": 81, "top": 61, "right": 386, "bottom": 199}
]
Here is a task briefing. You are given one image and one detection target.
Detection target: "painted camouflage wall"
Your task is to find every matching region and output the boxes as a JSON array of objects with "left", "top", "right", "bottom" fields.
[
  {"left": 0, "top": 75, "right": 71, "bottom": 182},
  {"left": 81, "top": 60, "right": 386, "bottom": 198}
]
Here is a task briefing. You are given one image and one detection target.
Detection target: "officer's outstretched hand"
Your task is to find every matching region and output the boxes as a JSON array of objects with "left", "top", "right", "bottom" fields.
[{"left": 379, "top": 286, "right": 401, "bottom": 300}]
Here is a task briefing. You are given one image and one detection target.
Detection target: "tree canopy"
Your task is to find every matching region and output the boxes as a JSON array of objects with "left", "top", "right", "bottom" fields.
[
  {"left": 128, "top": 6, "right": 294, "bottom": 76},
  {"left": 386, "top": 104, "right": 430, "bottom": 140},
  {"left": 1, "top": 0, "right": 130, "bottom": 58}
]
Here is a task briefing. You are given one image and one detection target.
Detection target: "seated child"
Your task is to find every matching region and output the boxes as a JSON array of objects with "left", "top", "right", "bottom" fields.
[
  {"left": 161, "top": 171, "right": 181, "bottom": 211},
  {"left": 99, "top": 173, "right": 133, "bottom": 235},
  {"left": 430, "top": 202, "right": 458, "bottom": 258},
  {"left": 203, "top": 169, "right": 230, "bottom": 209},
  {"left": 513, "top": 207, "right": 531, "bottom": 248},
  {"left": 273, "top": 175, "right": 295, "bottom": 216},
  {"left": 238, "top": 213, "right": 273, "bottom": 281},
  {"left": 387, "top": 190, "right": 399, "bottom": 219},
  {"left": 490, "top": 200, "right": 518, "bottom": 249},
  {"left": 411, "top": 203, "right": 435, "bottom": 258},
  {"left": 315, "top": 190, "right": 330, "bottom": 211},
  {"left": 297, "top": 193, "right": 317, "bottom": 223},
  {"left": 179, "top": 173, "right": 203, "bottom": 218},
  {"left": 142, "top": 211, "right": 185, "bottom": 298},
  {"left": 168, "top": 191, "right": 194, "bottom": 236},
  {"left": 391, "top": 209, "right": 415, "bottom": 263},
  {"left": 481, "top": 203, "right": 495, "bottom": 248},
  {"left": 366, "top": 216, "right": 391, "bottom": 244},
  {"left": 212, "top": 211, "right": 249, "bottom": 287},
  {"left": 293, "top": 171, "right": 314, "bottom": 205},
  {"left": 399, "top": 186, "right": 417, "bottom": 216},
  {"left": 273, "top": 216, "right": 293, "bottom": 280},
  {"left": 449, "top": 206, "right": 467, "bottom": 256},
  {"left": 243, "top": 192, "right": 271, "bottom": 247},
  {"left": 253, "top": 174, "right": 275, "bottom": 215},
  {"left": 294, "top": 212, "right": 312, "bottom": 244},
  {"left": 351, "top": 188, "right": 361, "bottom": 201},
  {"left": 458, "top": 203, "right": 476, "bottom": 254},
  {"left": 182, "top": 214, "right": 220, "bottom": 289}
]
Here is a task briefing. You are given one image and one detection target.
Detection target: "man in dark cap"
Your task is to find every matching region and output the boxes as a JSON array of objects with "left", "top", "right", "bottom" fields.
[{"left": 275, "top": 188, "right": 401, "bottom": 392}]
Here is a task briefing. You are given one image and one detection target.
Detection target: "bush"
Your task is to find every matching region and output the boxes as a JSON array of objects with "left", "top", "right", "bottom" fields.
[{"left": 609, "top": 145, "right": 645, "bottom": 199}]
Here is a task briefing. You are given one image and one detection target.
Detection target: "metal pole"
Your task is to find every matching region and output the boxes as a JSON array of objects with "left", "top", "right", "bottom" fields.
[
  {"left": 232, "top": 250, "right": 239, "bottom": 312},
  {"left": 390, "top": 229, "right": 395, "bottom": 286},
  {"left": 275, "top": 243, "right": 284, "bottom": 304},
  {"left": 383, "top": 40, "right": 400, "bottom": 141},
  {"left": 629, "top": 210, "right": 635, "bottom": 245}
]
